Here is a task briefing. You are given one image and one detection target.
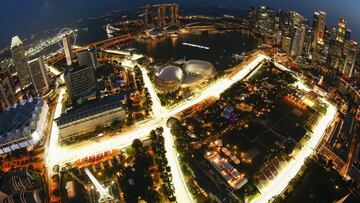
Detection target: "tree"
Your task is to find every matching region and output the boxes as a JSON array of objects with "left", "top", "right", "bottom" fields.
[
  {"left": 132, "top": 139, "right": 144, "bottom": 152},
  {"left": 150, "top": 130, "right": 157, "bottom": 141}
]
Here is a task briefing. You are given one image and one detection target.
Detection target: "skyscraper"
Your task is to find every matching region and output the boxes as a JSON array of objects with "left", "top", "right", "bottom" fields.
[
  {"left": 0, "top": 76, "right": 15, "bottom": 108},
  {"left": 312, "top": 11, "right": 326, "bottom": 47},
  {"left": 144, "top": 4, "right": 179, "bottom": 28},
  {"left": 62, "top": 35, "right": 74, "bottom": 66},
  {"left": 248, "top": 7, "right": 257, "bottom": 29},
  {"left": 27, "top": 57, "right": 50, "bottom": 94},
  {"left": 291, "top": 25, "right": 306, "bottom": 57},
  {"left": 342, "top": 40, "right": 358, "bottom": 78},
  {"left": 144, "top": 4, "right": 151, "bottom": 27},
  {"left": 64, "top": 65, "right": 96, "bottom": 101},
  {"left": 156, "top": 5, "right": 167, "bottom": 28},
  {"left": 281, "top": 36, "right": 292, "bottom": 54},
  {"left": 336, "top": 18, "right": 346, "bottom": 43},
  {"left": 345, "top": 29, "right": 352, "bottom": 41},
  {"left": 169, "top": 3, "right": 179, "bottom": 26},
  {"left": 256, "top": 6, "right": 275, "bottom": 34},
  {"left": 290, "top": 11, "right": 304, "bottom": 29},
  {"left": 10, "top": 36, "right": 30, "bottom": 86}
]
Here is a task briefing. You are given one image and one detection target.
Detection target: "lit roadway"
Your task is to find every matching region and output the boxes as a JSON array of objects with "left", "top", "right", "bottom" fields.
[{"left": 45, "top": 53, "right": 336, "bottom": 203}]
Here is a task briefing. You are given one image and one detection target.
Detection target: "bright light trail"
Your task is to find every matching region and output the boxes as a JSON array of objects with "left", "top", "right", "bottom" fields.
[
  {"left": 140, "top": 66, "right": 165, "bottom": 116},
  {"left": 163, "top": 125, "right": 194, "bottom": 203},
  {"left": 46, "top": 87, "right": 65, "bottom": 167},
  {"left": 85, "top": 168, "right": 111, "bottom": 198},
  {"left": 182, "top": 42, "right": 210, "bottom": 50},
  {"left": 46, "top": 53, "right": 333, "bottom": 203},
  {"left": 46, "top": 53, "right": 266, "bottom": 203}
]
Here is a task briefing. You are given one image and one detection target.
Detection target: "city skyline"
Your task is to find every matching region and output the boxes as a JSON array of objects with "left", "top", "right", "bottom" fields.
[
  {"left": 0, "top": 0, "right": 360, "bottom": 48},
  {"left": 0, "top": 2, "right": 359, "bottom": 203}
]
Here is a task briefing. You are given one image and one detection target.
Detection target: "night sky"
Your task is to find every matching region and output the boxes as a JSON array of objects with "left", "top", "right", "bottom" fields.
[{"left": 1, "top": 0, "right": 359, "bottom": 48}]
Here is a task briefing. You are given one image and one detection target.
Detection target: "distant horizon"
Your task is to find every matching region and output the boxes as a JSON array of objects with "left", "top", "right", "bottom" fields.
[{"left": 1, "top": 0, "right": 359, "bottom": 49}]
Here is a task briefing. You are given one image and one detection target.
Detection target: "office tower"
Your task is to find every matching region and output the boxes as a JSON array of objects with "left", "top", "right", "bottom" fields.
[
  {"left": 144, "top": 4, "right": 151, "bottom": 27},
  {"left": 329, "top": 26, "right": 338, "bottom": 41},
  {"left": 156, "top": 5, "right": 167, "bottom": 28},
  {"left": 256, "top": 6, "right": 275, "bottom": 33},
  {"left": 303, "top": 29, "right": 313, "bottom": 55},
  {"left": 64, "top": 65, "right": 96, "bottom": 101},
  {"left": 160, "top": 5, "right": 167, "bottom": 27},
  {"left": 144, "top": 4, "right": 180, "bottom": 28},
  {"left": 0, "top": 76, "right": 15, "bottom": 108},
  {"left": 342, "top": 40, "right": 358, "bottom": 78},
  {"left": 27, "top": 57, "right": 49, "bottom": 94},
  {"left": 345, "top": 29, "right": 352, "bottom": 41},
  {"left": 10, "top": 36, "right": 30, "bottom": 86},
  {"left": 77, "top": 49, "right": 98, "bottom": 69},
  {"left": 274, "top": 15, "right": 280, "bottom": 31},
  {"left": 169, "top": 3, "right": 179, "bottom": 25},
  {"left": 62, "top": 35, "right": 74, "bottom": 66},
  {"left": 290, "top": 11, "right": 304, "bottom": 29},
  {"left": 336, "top": 18, "right": 346, "bottom": 43},
  {"left": 248, "top": 7, "right": 257, "bottom": 29},
  {"left": 281, "top": 36, "right": 292, "bottom": 54},
  {"left": 291, "top": 25, "right": 306, "bottom": 57},
  {"left": 312, "top": 11, "right": 326, "bottom": 47}
]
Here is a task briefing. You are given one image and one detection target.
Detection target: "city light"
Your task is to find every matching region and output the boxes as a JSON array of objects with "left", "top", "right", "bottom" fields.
[
  {"left": 182, "top": 42, "right": 210, "bottom": 50},
  {"left": 252, "top": 91, "right": 337, "bottom": 203},
  {"left": 2, "top": 3, "right": 357, "bottom": 202}
]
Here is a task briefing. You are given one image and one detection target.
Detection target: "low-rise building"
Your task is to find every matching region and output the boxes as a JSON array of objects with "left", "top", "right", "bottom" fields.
[
  {"left": 56, "top": 93, "right": 127, "bottom": 145},
  {"left": 205, "top": 151, "right": 248, "bottom": 190},
  {"left": 0, "top": 98, "right": 48, "bottom": 154},
  {"left": 0, "top": 166, "right": 44, "bottom": 202}
]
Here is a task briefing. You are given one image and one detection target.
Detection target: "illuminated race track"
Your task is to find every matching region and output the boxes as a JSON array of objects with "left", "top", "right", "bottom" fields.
[
  {"left": 46, "top": 53, "right": 336, "bottom": 203},
  {"left": 252, "top": 101, "right": 337, "bottom": 203}
]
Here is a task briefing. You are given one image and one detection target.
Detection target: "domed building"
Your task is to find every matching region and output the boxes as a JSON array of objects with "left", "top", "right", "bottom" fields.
[
  {"left": 153, "top": 60, "right": 216, "bottom": 93},
  {"left": 182, "top": 60, "right": 216, "bottom": 86},
  {"left": 154, "top": 65, "right": 183, "bottom": 93}
]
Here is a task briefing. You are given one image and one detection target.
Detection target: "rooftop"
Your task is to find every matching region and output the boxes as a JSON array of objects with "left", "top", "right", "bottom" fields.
[
  {"left": 155, "top": 65, "right": 183, "bottom": 81},
  {"left": 10, "top": 36, "right": 23, "bottom": 49},
  {"left": 56, "top": 93, "right": 126, "bottom": 126},
  {"left": 0, "top": 98, "right": 44, "bottom": 144}
]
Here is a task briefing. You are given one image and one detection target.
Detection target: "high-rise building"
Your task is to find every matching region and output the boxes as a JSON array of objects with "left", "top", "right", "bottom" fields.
[
  {"left": 0, "top": 76, "right": 15, "bottom": 108},
  {"left": 248, "top": 7, "right": 257, "bottom": 29},
  {"left": 342, "top": 40, "right": 358, "bottom": 78},
  {"left": 169, "top": 3, "right": 179, "bottom": 25},
  {"left": 278, "top": 10, "right": 291, "bottom": 31},
  {"left": 156, "top": 5, "right": 167, "bottom": 28},
  {"left": 345, "top": 29, "right": 352, "bottom": 41},
  {"left": 64, "top": 65, "right": 96, "bottom": 101},
  {"left": 290, "top": 11, "right": 304, "bottom": 29},
  {"left": 303, "top": 29, "right": 314, "bottom": 55},
  {"left": 144, "top": 4, "right": 151, "bottom": 27},
  {"left": 291, "top": 25, "right": 306, "bottom": 57},
  {"left": 281, "top": 36, "right": 292, "bottom": 54},
  {"left": 62, "top": 35, "right": 74, "bottom": 66},
  {"left": 144, "top": 4, "right": 179, "bottom": 28},
  {"left": 27, "top": 57, "right": 50, "bottom": 94},
  {"left": 312, "top": 11, "right": 326, "bottom": 47},
  {"left": 336, "top": 18, "right": 346, "bottom": 43},
  {"left": 77, "top": 49, "right": 98, "bottom": 69},
  {"left": 10, "top": 36, "right": 30, "bottom": 86},
  {"left": 329, "top": 26, "right": 338, "bottom": 42},
  {"left": 256, "top": 6, "right": 275, "bottom": 34}
]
